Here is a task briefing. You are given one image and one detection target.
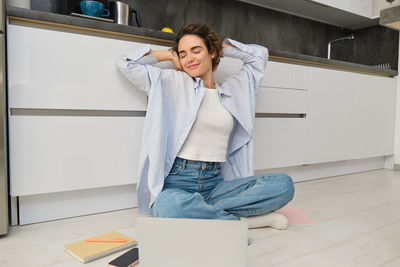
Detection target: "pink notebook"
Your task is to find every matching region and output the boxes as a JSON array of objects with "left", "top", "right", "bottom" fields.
[{"left": 276, "top": 207, "right": 314, "bottom": 224}]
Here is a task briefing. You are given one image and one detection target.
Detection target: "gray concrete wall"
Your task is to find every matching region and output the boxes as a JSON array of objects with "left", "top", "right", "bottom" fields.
[
  {"left": 129, "top": 0, "right": 398, "bottom": 70},
  {"left": 31, "top": 0, "right": 399, "bottom": 70}
]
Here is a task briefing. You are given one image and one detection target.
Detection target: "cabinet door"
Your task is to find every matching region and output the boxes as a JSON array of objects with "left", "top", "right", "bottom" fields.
[
  {"left": 9, "top": 116, "right": 144, "bottom": 196},
  {"left": 254, "top": 118, "right": 306, "bottom": 170},
  {"left": 307, "top": 67, "right": 358, "bottom": 164},
  {"left": 7, "top": 24, "right": 172, "bottom": 111},
  {"left": 356, "top": 75, "right": 396, "bottom": 158}
]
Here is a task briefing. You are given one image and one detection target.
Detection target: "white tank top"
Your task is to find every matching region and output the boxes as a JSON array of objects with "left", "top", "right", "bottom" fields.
[{"left": 178, "top": 88, "right": 234, "bottom": 162}]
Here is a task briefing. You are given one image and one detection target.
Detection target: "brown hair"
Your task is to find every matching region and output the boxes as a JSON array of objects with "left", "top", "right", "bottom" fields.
[{"left": 173, "top": 23, "right": 223, "bottom": 70}]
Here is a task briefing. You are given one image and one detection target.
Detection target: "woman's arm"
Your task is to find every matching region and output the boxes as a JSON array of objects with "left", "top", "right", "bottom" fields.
[
  {"left": 146, "top": 50, "right": 182, "bottom": 71},
  {"left": 222, "top": 39, "right": 268, "bottom": 72},
  {"left": 116, "top": 45, "right": 182, "bottom": 94},
  {"left": 222, "top": 44, "right": 234, "bottom": 55},
  {"left": 221, "top": 39, "right": 268, "bottom": 94}
]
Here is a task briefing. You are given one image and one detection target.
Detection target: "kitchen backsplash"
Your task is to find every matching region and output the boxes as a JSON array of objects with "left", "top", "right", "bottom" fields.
[{"left": 129, "top": 0, "right": 399, "bottom": 70}]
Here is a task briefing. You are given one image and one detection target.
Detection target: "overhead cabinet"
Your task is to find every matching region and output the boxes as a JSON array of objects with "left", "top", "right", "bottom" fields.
[
  {"left": 311, "top": 0, "right": 374, "bottom": 18},
  {"left": 238, "top": 0, "right": 376, "bottom": 29}
]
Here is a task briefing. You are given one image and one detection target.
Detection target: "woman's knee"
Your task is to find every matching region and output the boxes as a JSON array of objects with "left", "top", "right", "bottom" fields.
[
  {"left": 152, "top": 190, "right": 196, "bottom": 218},
  {"left": 278, "top": 173, "right": 295, "bottom": 202}
]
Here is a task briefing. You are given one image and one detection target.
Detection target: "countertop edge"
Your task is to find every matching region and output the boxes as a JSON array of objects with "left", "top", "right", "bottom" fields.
[{"left": 6, "top": 6, "right": 398, "bottom": 77}]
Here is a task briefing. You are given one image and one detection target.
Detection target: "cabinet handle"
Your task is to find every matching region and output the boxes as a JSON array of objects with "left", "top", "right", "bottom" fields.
[
  {"left": 10, "top": 108, "right": 146, "bottom": 117},
  {"left": 255, "top": 113, "right": 306, "bottom": 118}
]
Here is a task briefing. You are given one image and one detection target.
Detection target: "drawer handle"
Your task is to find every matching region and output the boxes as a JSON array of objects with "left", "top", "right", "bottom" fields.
[
  {"left": 10, "top": 108, "right": 146, "bottom": 117},
  {"left": 255, "top": 113, "right": 306, "bottom": 118}
]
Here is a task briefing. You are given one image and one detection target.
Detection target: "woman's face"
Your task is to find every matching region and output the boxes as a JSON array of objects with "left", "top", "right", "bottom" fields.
[{"left": 177, "top": 34, "right": 215, "bottom": 79}]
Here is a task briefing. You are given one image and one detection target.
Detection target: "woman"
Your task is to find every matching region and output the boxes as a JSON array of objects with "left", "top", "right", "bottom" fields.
[{"left": 117, "top": 23, "right": 294, "bottom": 229}]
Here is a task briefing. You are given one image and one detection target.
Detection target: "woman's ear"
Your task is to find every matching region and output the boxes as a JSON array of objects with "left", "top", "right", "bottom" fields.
[{"left": 211, "top": 50, "right": 216, "bottom": 59}]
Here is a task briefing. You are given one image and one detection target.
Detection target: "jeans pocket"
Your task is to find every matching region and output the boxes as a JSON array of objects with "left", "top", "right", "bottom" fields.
[{"left": 169, "top": 164, "right": 181, "bottom": 175}]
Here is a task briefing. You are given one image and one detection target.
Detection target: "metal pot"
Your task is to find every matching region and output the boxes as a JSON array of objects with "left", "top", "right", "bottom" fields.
[{"left": 109, "top": 1, "right": 142, "bottom": 27}]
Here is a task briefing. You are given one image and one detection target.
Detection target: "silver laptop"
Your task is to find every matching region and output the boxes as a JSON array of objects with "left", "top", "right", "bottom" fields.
[{"left": 137, "top": 217, "right": 248, "bottom": 267}]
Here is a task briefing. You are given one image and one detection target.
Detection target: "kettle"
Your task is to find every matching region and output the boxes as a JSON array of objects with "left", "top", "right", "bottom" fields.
[{"left": 110, "top": 1, "right": 142, "bottom": 27}]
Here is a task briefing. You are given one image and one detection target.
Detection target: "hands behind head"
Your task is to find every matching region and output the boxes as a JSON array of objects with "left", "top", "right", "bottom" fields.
[
  {"left": 170, "top": 49, "right": 183, "bottom": 71},
  {"left": 222, "top": 44, "right": 233, "bottom": 55}
]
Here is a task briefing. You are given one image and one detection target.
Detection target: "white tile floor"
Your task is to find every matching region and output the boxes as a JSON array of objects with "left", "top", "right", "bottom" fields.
[{"left": 0, "top": 169, "right": 399, "bottom": 267}]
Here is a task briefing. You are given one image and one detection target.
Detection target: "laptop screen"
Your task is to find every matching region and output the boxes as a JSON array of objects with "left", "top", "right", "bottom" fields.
[{"left": 137, "top": 217, "right": 248, "bottom": 267}]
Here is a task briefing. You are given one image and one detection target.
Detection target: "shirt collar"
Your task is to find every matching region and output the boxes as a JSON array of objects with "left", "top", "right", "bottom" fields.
[
  {"left": 215, "top": 82, "right": 231, "bottom": 97},
  {"left": 193, "top": 77, "right": 231, "bottom": 97}
]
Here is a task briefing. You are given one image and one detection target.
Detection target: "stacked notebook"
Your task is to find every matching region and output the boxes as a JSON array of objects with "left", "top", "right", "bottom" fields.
[{"left": 64, "top": 231, "right": 137, "bottom": 264}]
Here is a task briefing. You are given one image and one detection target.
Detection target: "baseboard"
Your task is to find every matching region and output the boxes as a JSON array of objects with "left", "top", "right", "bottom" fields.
[
  {"left": 255, "top": 156, "right": 386, "bottom": 182},
  {"left": 18, "top": 184, "right": 137, "bottom": 225},
  {"left": 10, "top": 196, "right": 18, "bottom": 226}
]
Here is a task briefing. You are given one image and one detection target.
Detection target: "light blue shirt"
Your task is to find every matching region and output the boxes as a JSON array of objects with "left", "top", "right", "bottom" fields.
[{"left": 117, "top": 38, "right": 268, "bottom": 214}]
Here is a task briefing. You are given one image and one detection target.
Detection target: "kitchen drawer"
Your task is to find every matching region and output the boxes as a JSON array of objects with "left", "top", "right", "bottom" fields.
[
  {"left": 254, "top": 118, "right": 306, "bottom": 170},
  {"left": 261, "top": 61, "right": 308, "bottom": 90},
  {"left": 7, "top": 24, "right": 171, "bottom": 111},
  {"left": 256, "top": 87, "right": 307, "bottom": 114},
  {"left": 9, "top": 115, "right": 144, "bottom": 196}
]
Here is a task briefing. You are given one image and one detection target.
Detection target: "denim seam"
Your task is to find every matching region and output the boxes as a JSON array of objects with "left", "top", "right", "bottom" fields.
[{"left": 182, "top": 159, "right": 186, "bottom": 170}]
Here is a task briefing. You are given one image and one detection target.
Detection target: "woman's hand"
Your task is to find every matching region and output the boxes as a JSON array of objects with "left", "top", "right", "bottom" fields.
[
  {"left": 147, "top": 50, "right": 183, "bottom": 71},
  {"left": 222, "top": 44, "right": 233, "bottom": 55},
  {"left": 169, "top": 49, "right": 183, "bottom": 71}
]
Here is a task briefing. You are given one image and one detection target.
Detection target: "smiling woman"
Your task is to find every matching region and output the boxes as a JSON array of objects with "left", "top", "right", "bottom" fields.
[
  {"left": 171, "top": 24, "right": 223, "bottom": 88},
  {"left": 146, "top": 24, "right": 224, "bottom": 89},
  {"left": 117, "top": 23, "right": 295, "bottom": 230},
  {"left": 176, "top": 34, "right": 215, "bottom": 86}
]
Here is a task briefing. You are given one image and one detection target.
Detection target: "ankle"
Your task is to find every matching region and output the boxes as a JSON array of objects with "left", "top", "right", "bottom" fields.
[{"left": 241, "top": 212, "right": 288, "bottom": 230}]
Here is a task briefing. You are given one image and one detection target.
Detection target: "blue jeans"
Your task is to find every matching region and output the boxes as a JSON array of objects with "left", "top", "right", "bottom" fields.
[{"left": 152, "top": 157, "right": 295, "bottom": 220}]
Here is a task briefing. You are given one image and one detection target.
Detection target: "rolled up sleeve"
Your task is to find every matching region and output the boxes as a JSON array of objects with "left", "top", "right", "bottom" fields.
[
  {"left": 116, "top": 44, "right": 160, "bottom": 94},
  {"left": 222, "top": 38, "right": 268, "bottom": 94}
]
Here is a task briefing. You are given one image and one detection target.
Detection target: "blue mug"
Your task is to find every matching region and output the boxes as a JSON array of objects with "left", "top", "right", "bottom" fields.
[{"left": 80, "top": 1, "right": 110, "bottom": 18}]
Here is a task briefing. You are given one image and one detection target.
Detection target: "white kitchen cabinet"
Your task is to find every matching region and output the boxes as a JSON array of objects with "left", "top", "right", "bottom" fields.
[
  {"left": 356, "top": 74, "right": 396, "bottom": 158},
  {"left": 307, "top": 67, "right": 396, "bottom": 164},
  {"left": 256, "top": 86, "right": 307, "bottom": 114},
  {"left": 254, "top": 118, "right": 306, "bottom": 169},
  {"left": 9, "top": 116, "right": 144, "bottom": 196},
  {"left": 311, "top": 0, "right": 373, "bottom": 18},
  {"left": 307, "top": 67, "right": 358, "bottom": 164},
  {"left": 6, "top": 24, "right": 166, "bottom": 197},
  {"left": 238, "top": 0, "right": 375, "bottom": 29},
  {"left": 256, "top": 61, "right": 308, "bottom": 114},
  {"left": 7, "top": 24, "right": 169, "bottom": 111},
  {"left": 261, "top": 61, "right": 308, "bottom": 90},
  {"left": 254, "top": 61, "right": 308, "bottom": 169}
]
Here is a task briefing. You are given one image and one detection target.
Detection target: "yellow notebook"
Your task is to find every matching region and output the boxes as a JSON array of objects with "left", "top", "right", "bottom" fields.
[{"left": 64, "top": 231, "right": 137, "bottom": 264}]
